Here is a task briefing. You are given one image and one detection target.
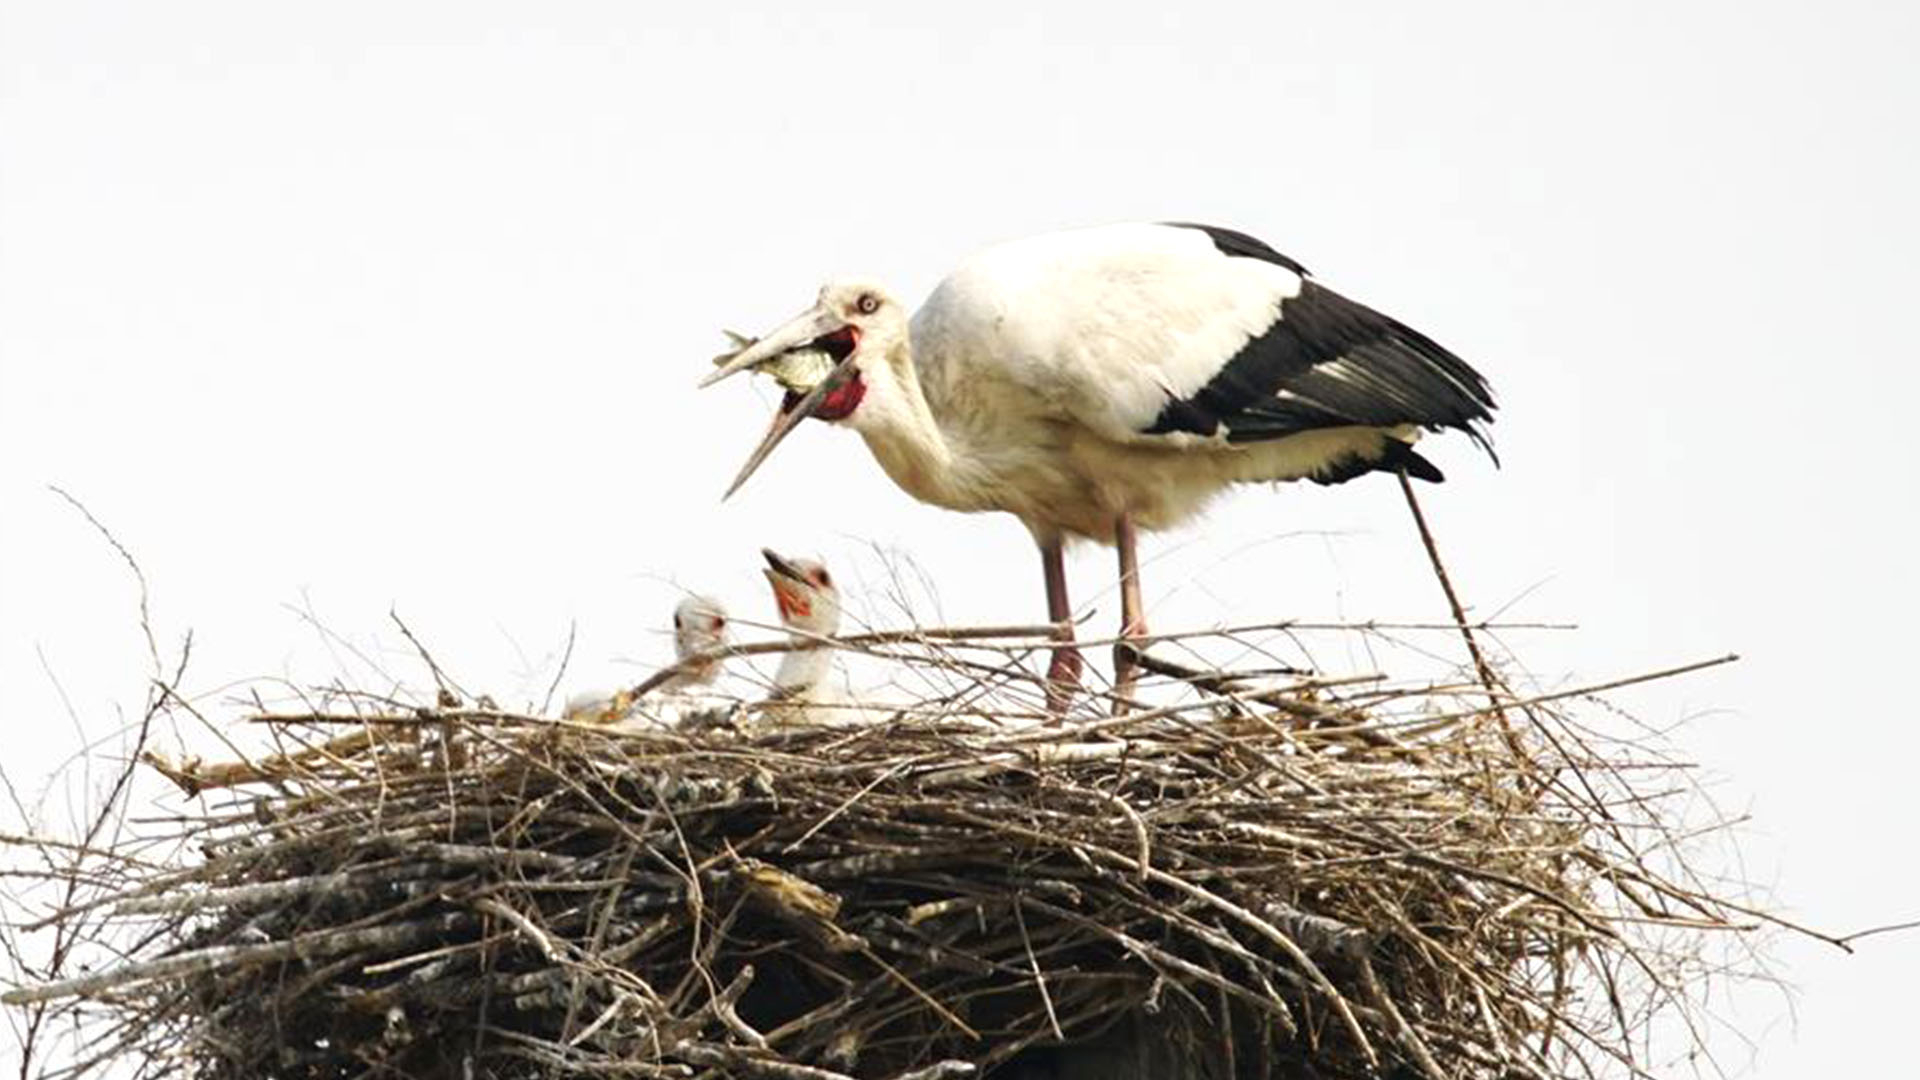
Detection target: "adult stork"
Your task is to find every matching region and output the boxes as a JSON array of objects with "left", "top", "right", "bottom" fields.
[{"left": 702, "top": 223, "right": 1496, "bottom": 708}]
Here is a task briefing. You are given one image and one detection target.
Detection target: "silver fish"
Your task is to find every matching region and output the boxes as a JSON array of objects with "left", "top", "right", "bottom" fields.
[{"left": 711, "top": 331, "right": 837, "bottom": 395}]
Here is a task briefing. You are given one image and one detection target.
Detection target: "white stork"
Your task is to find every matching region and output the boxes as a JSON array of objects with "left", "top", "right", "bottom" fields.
[
  {"left": 563, "top": 595, "right": 732, "bottom": 729},
  {"left": 702, "top": 223, "right": 1496, "bottom": 708}
]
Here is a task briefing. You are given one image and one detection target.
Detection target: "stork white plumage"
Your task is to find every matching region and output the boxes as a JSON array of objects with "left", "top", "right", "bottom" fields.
[
  {"left": 563, "top": 595, "right": 732, "bottom": 730},
  {"left": 703, "top": 223, "right": 1496, "bottom": 709}
]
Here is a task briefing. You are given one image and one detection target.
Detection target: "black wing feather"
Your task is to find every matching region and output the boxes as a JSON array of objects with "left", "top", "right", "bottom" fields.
[{"left": 1149, "top": 224, "right": 1497, "bottom": 464}]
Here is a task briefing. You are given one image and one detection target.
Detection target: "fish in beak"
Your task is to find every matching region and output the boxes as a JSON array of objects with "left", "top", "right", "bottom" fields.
[{"left": 702, "top": 303, "right": 865, "bottom": 498}]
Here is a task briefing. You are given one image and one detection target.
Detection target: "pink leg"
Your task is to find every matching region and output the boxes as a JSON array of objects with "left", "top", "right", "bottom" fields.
[
  {"left": 1040, "top": 538, "right": 1081, "bottom": 715},
  {"left": 1112, "top": 512, "right": 1147, "bottom": 708}
]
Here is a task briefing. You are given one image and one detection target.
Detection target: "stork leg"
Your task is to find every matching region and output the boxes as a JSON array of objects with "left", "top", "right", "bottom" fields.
[
  {"left": 1040, "top": 538, "right": 1081, "bottom": 715},
  {"left": 1112, "top": 512, "right": 1147, "bottom": 709}
]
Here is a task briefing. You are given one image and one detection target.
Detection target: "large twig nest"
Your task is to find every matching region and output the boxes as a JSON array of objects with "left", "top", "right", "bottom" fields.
[{"left": 5, "top": 627, "right": 1769, "bottom": 1080}]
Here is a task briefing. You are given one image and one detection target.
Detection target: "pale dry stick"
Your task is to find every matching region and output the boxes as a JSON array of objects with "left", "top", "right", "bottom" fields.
[
  {"left": 147, "top": 682, "right": 285, "bottom": 797},
  {"left": 891, "top": 1063, "right": 976, "bottom": 1080},
  {"left": 108, "top": 859, "right": 442, "bottom": 916},
  {"left": 542, "top": 621, "right": 579, "bottom": 717},
  {"left": 1396, "top": 473, "right": 1499, "bottom": 689},
  {"left": 1381, "top": 654, "right": 1742, "bottom": 740},
  {"left": 627, "top": 623, "right": 1074, "bottom": 698},
  {"left": 474, "top": 896, "right": 563, "bottom": 963},
  {"left": 17, "top": 810, "right": 440, "bottom": 933},
  {"left": 1356, "top": 953, "right": 1446, "bottom": 1080},
  {"left": 989, "top": 694, "right": 1257, "bottom": 748},
  {"left": 244, "top": 707, "right": 574, "bottom": 729},
  {"left": 358, "top": 933, "right": 504, "bottom": 977},
  {"left": 563, "top": 993, "right": 629, "bottom": 1050},
  {"left": 48, "top": 486, "right": 162, "bottom": 677},
  {"left": 1837, "top": 918, "right": 1920, "bottom": 947},
  {"left": 856, "top": 944, "right": 981, "bottom": 1039},
  {"left": 780, "top": 762, "right": 913, "bottom": 854},
  {"left": 0, "top": 833, "right": 161, "bottom": 871},
  {"left": 1012, "top": 900, "right": 1064, "bottom": 1041},
  {"left": 140, "top": 725, "right": 397, "bottom": 796},
  {"left": 673, "top": 1039, "right": 865, "bottom": 1080},
  {"left": 1581, "top": 850, "right": 1855, "bottom": 953},
  {"left": 390, "top": 608, "right": 472, "bottom": 705},
  {"left": 1066, "top": 782, "right": 1151, "bottom": 883},
  {"left": 1125, "top": 650, "right": 1427, "bottom": 754},
  {"left": 2, "top": 913, "right": 470, "bottom": 1005},
  {"left": 1062, "top": 618, "right": 1576, "bottom": 652},
  {"left": 1123, "top": 650, "right": 1329, "bottom": 722}
]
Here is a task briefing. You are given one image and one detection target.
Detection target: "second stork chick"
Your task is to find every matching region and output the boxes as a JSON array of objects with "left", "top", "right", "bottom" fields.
[
  {"left": 565, "top": 595, "right": 733, "bottom": 730},
  {"left": 754, "top": 548, "right": 865, "bottom": 727}
]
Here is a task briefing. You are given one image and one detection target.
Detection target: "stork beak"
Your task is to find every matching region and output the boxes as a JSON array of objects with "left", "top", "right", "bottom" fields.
[
  {"left": 700, "top": 303, "right": 842, "bottom": 389},
  {"left": 761, "top": 548, "right": 813, "bottom": 619},
  {"left": 702, "top": 302, "right": 863, "bottom": 499},
  {"left": 719, "top": 363, "right": 855, "bottom": 499},
  {"left": 761, "top": 548, "right": 804, "bottom": 583}
]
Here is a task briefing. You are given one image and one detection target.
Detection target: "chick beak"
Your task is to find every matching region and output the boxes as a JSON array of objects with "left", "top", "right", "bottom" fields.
[{"left": 761, "top": 548, "right": 812, "bottom": 619}]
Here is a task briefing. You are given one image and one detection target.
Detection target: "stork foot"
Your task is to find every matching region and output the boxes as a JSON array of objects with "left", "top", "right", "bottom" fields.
[{"left": 1045, "top": 645, "right": 1083, "bottom": 716}]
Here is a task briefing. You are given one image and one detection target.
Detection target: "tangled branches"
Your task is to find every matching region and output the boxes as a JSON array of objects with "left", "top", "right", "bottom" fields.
[{"left": 2, "top": 618, "right": 1782, "bottom": 1080}]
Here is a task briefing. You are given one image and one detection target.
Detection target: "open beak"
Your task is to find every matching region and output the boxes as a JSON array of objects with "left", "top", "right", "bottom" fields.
[
  {"left": 761, "top": 547, "right": 804, "bottom": 583},
  {"left": 761, "top": 548, "right": 811, "bottom": 618},
  {"left": 703, "top": 303, "right": 861, "bottom": 499}
]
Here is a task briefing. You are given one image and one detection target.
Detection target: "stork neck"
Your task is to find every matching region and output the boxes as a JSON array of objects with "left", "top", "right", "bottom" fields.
[
  {"left": 672, "top": 656, "right": 719, "bottom": 688},
  {"left": 773, "top": 640, "right": 835, "bottom": 698},
  {"left": 855, "top": 339, "right": 991, "bottom": 512}
]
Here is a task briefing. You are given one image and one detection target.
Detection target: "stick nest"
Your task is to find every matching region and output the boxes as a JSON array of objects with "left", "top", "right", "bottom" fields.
[{"left": 6, "top": 626, "right": 1764, "bottom": 1080}]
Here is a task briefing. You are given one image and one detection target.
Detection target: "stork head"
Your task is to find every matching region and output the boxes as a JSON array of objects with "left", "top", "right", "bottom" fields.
[
  {"left": 760, "top": 548, "right": 841, "bottom": 639},
  {"left": 702, "top": 279, "right": 907, "bottom": 496},
  {"left": 671, "top": 595, "right": 730, "bottom": 685}
]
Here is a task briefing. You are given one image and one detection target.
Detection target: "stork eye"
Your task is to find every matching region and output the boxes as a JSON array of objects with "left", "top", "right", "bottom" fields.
[{"left": 855, "top": 293, "right": 880, "bottom": 315}]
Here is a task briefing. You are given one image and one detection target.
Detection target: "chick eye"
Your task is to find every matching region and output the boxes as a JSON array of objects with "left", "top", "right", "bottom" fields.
[
  {"left": 855, "top": 293, "right": 880, "bottom": 315},
  {"left": 710, "top": 616, "right": 726, "bottom": 631},
  {"left": 813, "top": 569, "right": 833, "bottom": 588}
]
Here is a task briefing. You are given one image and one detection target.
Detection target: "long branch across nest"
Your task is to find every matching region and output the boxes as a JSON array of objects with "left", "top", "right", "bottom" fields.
[{"left": 1, "top": 616, "right": 1777, "bottom": 1080}]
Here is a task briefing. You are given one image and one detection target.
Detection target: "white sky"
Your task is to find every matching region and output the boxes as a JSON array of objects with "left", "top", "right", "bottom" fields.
[{"left": 2, "top": 1, "right": 1915, "bottom": 1074}]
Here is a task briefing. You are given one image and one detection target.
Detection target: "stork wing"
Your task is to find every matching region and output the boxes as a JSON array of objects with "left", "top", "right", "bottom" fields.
[
  {"left": 920, "top": 223, "right": 1495, "bottom": 460},
  {"left": 1141, "top": 276, "right": 1498, "bottom": 458}
]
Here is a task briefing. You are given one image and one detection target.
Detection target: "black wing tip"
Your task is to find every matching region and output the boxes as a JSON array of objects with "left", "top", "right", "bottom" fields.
[
  {"left": 1309, "top": 441, "right": 1446, "bottom": 487},
  {"left": 1461, "top": 420, "right": 1501, "bottom": 468},
  {"left": 1159, "top": 221, "right": 1311, "bottom": 277},
  {"left": 1395, "top": 443, "right": 1447, "bottom": 483}
]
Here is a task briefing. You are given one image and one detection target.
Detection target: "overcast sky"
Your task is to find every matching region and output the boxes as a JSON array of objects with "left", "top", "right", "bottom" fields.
[{"left": 3, "top": 1, "right": 1915, "bottom": 1074}]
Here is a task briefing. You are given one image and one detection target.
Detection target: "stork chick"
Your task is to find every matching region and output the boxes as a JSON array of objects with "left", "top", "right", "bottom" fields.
[
  {"left": 662, "top": 595, "right": 731, "bottom": 692},
  {"left": 564, "top": 595, "right": 731, "bottom": 730},
  {"left": 754, "top": 548, "right": 860, "bottom": 727}
]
